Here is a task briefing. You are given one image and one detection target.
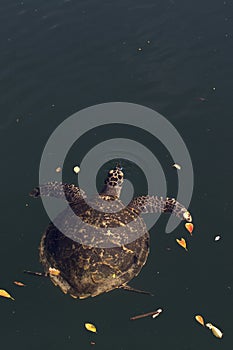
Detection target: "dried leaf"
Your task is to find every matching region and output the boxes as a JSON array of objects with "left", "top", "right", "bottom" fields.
[
  {"left": 206, "top": 323, "right": 223, "bottom": 338},
  {"left": 195, "top": 314, "right": 205, "bottom": 326},
  {"left": 55, "top": 167, "right": 62, "bottom": 173},
  {"left": 73, "top": 166, "right": 80, "bottom": 174},
  {"left": 185, "top": 223, "right": 194, "bottom": 235},
  {"left": 176, "top": 238, "right": 188, "bottom": 251},
  {"left": 49, "top": 267, "right": 60, "bottom": 276},
  {"left": 0, "top": 289, "right": 15, "bottom": 300},
  {"left": 172, "top": 163, "right": 181, "bottom": 170},
  {"left": 211, "top": 326, "right": 223, "bottom": 339},
  {"left": 14, "top": 281, "right": 26, "bottom": 287},
  {"left": 85, "top": 323, "right": 97, "bottom": 333}
]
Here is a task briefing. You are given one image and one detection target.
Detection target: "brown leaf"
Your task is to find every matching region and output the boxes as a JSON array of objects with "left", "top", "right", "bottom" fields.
[{"left": 14, "top": 281, "right": 26, "bottom": 287}]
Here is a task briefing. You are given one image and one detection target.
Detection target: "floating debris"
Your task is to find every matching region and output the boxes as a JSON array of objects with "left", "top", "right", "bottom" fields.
[
  {"left": 214, "top": 235, "right": 221, "bottom": 241},
  {"left": 176, "top": 238, "right": 188, "bottom": 251},
  {"left": 172, "top": 163, "right": 181, "bottom": 170},
  {"left": 147, "top": 40, "right": 151, "bottom": 44},
  {"left": 0, "top": 289, "right": 15, "bottom": 300},
  {"left": 198, "top": 97, "right": 207, "bottom": 101},
  {"left": 49, "top": 267, "right": 60, "bottom": 276},
  {"left": 152, "top": 308, "right": 163, "bottom": 318},
  {"left": 85, "top": 323, "right": 97, "bottom": 333},
  {"left": 24, "top": 270, "right": 45, "bottom": 277},
  {"left": 195, "top": 314, "right": 205, "bottom": 326},
  {"left": 206, "top": 323, "right": 223, "bottom": 338},
  {"left": 14, "top": 281, "right": 26, "bottom": 287},
  {"left": 56, "top": 167, "right": 62, "bottom": 173},
  {"left": 185, "top": 223, "right": 194, "bottom": 235},
  {"left": 183, "top": 211, "right": 192, "bottom": 222},
  {"left": 73, "top": 165, "right": 80, "bottom": 174},
  {"left": 90, "top": 341, "right": 96, "bottom": 345},
  {"left": 138, "top": 47, "right": 142, "bottom": 51},
  {"left": 130, "top": 308, "right": 163, "bottom": 321}
]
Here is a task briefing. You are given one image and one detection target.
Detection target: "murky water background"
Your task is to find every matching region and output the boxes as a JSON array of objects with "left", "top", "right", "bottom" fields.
[{"left": 0, "top": 0, "right": 232, "bottom": 349}]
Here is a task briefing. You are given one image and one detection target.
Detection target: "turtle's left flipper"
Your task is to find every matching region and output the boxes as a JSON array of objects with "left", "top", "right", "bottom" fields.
[
  {"left": 119, "top": 284, "right": 154, "bottom": 296},
  {"left": 29, "top": 182, "right": 86, "bottom": 203}
]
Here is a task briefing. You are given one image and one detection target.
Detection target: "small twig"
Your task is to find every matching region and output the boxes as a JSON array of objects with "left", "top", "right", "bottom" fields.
[
  {"left": 130, "top": 309, "right": 162, "bottom": 321},
  {"left": 23, "top": 270, "right": 47, "bottom": 277}
]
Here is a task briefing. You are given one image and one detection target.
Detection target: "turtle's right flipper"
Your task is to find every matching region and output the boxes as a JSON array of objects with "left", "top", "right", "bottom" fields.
[
  {"left": 29, "top": 182, "right": 86, "bottom": 203},
  {"left": 119, "top": 284, "right": 154, "bottom": 296}
]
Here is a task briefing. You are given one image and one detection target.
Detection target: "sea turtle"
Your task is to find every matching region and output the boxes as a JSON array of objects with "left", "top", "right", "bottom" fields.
[{"left": 30, "top": 165, "right": 192, "bottom": 299}]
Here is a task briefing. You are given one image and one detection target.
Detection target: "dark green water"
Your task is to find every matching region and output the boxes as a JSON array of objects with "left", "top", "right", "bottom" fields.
[{"left": 0, "top": 0, "right": 233, "bottom": 349}]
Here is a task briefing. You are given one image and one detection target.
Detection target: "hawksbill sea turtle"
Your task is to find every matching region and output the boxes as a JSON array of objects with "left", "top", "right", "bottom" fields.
[{"left": 29, "top": 165, "right": 192, "bottom": 299}]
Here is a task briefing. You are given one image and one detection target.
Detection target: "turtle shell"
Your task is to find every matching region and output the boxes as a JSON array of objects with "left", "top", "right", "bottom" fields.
[{"left": 40, "top": 194, "right": 149, "bottom": 299}]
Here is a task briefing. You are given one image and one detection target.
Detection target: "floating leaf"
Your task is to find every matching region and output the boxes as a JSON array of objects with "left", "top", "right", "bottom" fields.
[
  {"left": 195, "top": 314, "right": 205, "bottom": 326},
  {"left": 49, "top": 267, "right": 60, "bottom": 276},
  {"left": 73, "top": 166, "right": 80, "bottom": 174},
  {"left": 0, "top": 289, "right": 15, "bottom": 300},
  {"left": 185, "top": 223, "right": 194, "bottom": 235},
  {"left": 85, "top": 323, "right": 97, "bottom": 333},
  {"left": 176, "top": 238, "right": 188, "bottom": 251},
  {"left": 211, "top": 326, "right": 223, "bottom": 339},
  {"left": 55, "top": 167, "right": 62, "bottom": 173},
  {"left": 206, "top": 323, "right": 223, "bottom": 338},
  {"left": 14, "top": 281, "right": 26, "bottom": 287},
  {"left": 172, "top": 163, "right": 181, "bottom": 170}
]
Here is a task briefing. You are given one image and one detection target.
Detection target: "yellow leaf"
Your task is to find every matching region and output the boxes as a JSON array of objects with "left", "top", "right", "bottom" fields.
[
  {"left": 176, "top": 238, "right": 188, "bottom": 251},
  {"left": 85, "top": 323, "right": 97, "bottom": 333},
  {"left": 14, "top": 281, "right": 26, "bottom": 287},
  {"left": 211, "top": 325, "right": 223, "bottom": 339},
  {"left": 185, "top": 223, "right": 194, "bottom": 235},
  {"left": 0, "top": 289, "right": 15, "bottom": 300},
  {"left": 49, "top": 267, "right": 60, "bottom": 276},
  {"left": 195, "top": 314, "right": 205, "bottom": 326},
  {"left": 73, "top": 166, "right": 80, "bottom": 174},
  {"left": 206, "top": 323, "right": 223, "bottom": 338}
]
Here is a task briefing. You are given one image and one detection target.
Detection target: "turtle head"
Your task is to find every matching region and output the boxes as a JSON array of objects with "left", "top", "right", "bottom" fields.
[{"left": 101, "top": 165, "right": 124, "bottom": 199}]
